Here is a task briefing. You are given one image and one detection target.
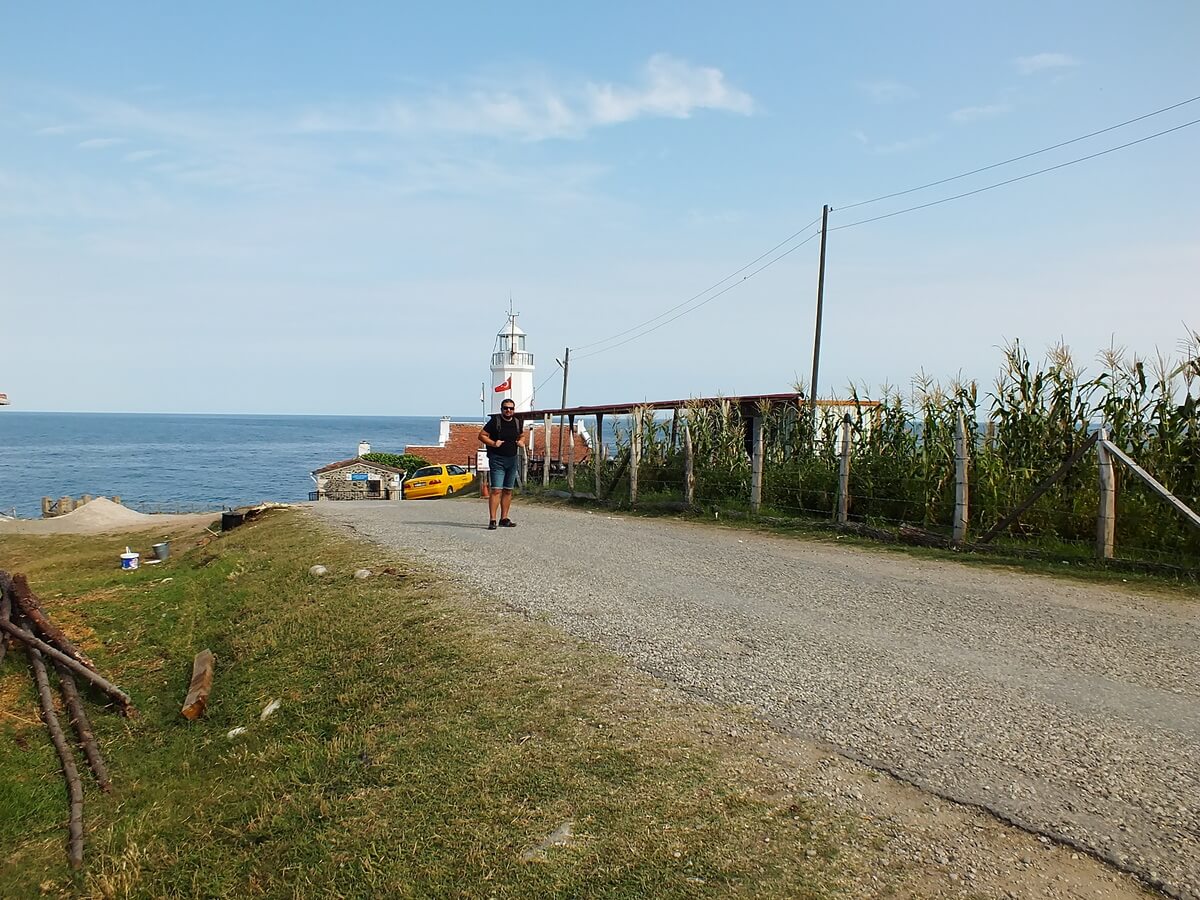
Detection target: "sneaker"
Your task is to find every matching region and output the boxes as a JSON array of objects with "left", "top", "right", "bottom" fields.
[
  {"left": 487, "top": 520, "right": 498, "bottom": 530},
  {"left": 499, "top": 518, "right": 517, "bottom": 527}
]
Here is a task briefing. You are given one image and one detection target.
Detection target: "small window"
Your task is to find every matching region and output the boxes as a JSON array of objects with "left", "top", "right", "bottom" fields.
[
  {"left": 447, "top": 465, "right": 466, "bottom": 475},
  {"left": 411, "top": 466, "right": 442, "bottom": 479}
]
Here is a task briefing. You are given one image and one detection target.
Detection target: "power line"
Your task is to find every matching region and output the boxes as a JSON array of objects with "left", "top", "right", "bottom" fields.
[
  {"left": 574, "top": 229, "right": 823, "bottom": 361},
  {"left": 838, "top": 94, "right": 1200, "bottom": 212},
  {"left": 831, "top": 116, "right": 1200, "bottom": 232},
  {"left": 572, "top": 213, "right": 824, "bottom": 352}
]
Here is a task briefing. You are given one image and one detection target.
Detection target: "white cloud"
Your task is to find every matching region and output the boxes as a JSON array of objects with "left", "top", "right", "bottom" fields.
[
  {"left": 852, "top": 129, "right": 869, "bottom": 145},
  {"left": 1014, "top": 53, "right": 1080, "bottom": 75},
  {"left": 586, "top": 54, "right": 754, "bottom": 124},
  {"left": 950, "top": 103, "right": 1011, "bottom": 123},
  {"left": 77, "top": 137, "right": 126, "bottom": 149},
  {"left": 123, "top": 149, "right": 164, "bottom": 162},
  {"left": 858, "top": 79, "right": 917, "bottom": 103},
  {"left": 297, "top": 54, "right": 753, "bottom": 142}
]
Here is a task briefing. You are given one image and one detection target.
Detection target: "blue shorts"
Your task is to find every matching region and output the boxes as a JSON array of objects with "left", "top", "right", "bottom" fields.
[{"left": 488, "top": 454, "right": 519, "bottom": 490}]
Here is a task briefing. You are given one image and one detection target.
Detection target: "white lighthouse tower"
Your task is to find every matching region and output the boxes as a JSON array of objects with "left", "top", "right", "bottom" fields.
[{"left": 491, "top": 314, "right": 535, "bottom": 414}]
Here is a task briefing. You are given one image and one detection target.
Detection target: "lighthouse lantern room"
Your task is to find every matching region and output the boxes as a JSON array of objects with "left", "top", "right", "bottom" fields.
[{"left": 491, "top": 315, "right": 535, "bottom": 414}]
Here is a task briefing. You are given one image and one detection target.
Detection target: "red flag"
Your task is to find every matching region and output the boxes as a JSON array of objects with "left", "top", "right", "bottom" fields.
[{"left": 493, "top": 377, "right": 512, "bottom": 393}]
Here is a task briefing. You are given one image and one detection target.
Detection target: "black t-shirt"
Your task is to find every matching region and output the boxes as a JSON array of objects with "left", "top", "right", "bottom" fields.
[{"left": 483, "top": 414, "right": 523, "bottom": 457}]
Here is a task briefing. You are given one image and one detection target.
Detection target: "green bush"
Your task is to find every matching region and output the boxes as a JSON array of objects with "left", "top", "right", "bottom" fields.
[{"left": 362, "top": 452, "right": 430, "bottom": 474}]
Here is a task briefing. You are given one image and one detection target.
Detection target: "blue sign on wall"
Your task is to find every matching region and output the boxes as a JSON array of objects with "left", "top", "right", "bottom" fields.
[{"left": 350, "top": 473, "right": 371, "bottom": 481}]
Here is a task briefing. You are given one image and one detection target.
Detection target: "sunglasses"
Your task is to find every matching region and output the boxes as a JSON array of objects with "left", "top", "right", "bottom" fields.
[{"left": 501, "top": 405, "right": 515, "bottom": 411}]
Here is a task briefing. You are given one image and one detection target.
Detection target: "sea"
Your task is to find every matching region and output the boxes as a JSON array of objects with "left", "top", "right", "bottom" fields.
[{"left": 0, "top": 412, "right": 464, "bottom": 519}]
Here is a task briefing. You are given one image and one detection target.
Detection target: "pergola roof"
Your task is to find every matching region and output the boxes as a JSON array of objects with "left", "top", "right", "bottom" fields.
[{"left": 526, "top": 391, "right": 820, "bottom": 419}]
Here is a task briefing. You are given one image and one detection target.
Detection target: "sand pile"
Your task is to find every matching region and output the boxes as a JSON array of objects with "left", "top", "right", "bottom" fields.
[
  {"left": 57, "top": 497, "right": 152, "bottom": 528},
  {"left": 0, "top": 498, "right": 216, "bottom": 535}
]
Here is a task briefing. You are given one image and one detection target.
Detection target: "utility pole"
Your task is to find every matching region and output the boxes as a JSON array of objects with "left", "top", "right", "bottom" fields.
[
  {"left": 557, "top": 347, "right": 570, "bottom": 465},
  {"left": 809, "top": 204, "right": 830, "bottom": 428}
]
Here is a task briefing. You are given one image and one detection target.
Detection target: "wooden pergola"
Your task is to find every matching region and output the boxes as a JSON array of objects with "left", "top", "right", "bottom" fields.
[{"left": 522, "top": 391, "right": 809, "bottom": 510}]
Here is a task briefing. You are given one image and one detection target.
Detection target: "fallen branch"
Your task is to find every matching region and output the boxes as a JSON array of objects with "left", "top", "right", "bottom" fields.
[
  {"left": 898, "top": 523, "right": 952, "bottom": 548},
  {"left": 56, "top": 662, "right": 112, "bottom": 791},
  {"left": 9, "top": 574, "right": 96, "bottom": 671},
  {"left": 28, "top": 640, "right": 85, "bottom": 869},
  {"left": 0, "top": 619, "right": 134, "bottom": 714}
]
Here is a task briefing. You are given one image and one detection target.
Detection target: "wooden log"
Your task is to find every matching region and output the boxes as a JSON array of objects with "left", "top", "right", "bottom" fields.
[
  {"left": 898, "top": 523, "right": 951, "bottom": 548},
  {"left": 56, "top": 662, "right": 111, "bottom": 791},
  {"left": 9, "top": 574, "right": 96, "bottom": 671},
  {"left": 566, "top": 414, "right": 576, "bottom": 493},
  {"left": 953, "top": 412, "right": 969, "bottom": 546},
  {"left": 601, "top": 449, "right": 630, "bottom": 502},
  {"left": 0, "top": 571, "right": 11, "bottom": 669},
  {"left": 593, "top": 414, "right": 604, "bottom": 495},
  {"left": 682, "top": 415, "right": 695, "bottom": 508},
  {"left": 0, "top": 619, "right": 134, "bottom": 713},
  {"left": 1096, "top": 426, "right": 1116, "bottom": 559},
  {"left": 750, "top": 416, "right": 764, "bottom": 515},
  {"left": 28, "top": 640, "right": 84, "bottom": 868},
  {"left": 1101, "top": 438, "right": 1200, "bottom": 531},
  {"left": 977, "top": 432, "right": 1098, "bottom": 544},
  {"left": 181, "top": 649, "right": 216, "bottom": 721},
  {"left": 835, "top": 417, "right": 851, "bottom": 524}
]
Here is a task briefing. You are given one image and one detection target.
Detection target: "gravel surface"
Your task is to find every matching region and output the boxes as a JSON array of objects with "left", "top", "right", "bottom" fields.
[{"left": 311, "top": 498, "right": 1200, "bottom": 898}]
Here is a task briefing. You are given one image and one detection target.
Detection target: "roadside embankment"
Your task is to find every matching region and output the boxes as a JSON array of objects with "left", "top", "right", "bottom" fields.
[{"left": 3, "top": 509, "right": 910, "bottom": 898}]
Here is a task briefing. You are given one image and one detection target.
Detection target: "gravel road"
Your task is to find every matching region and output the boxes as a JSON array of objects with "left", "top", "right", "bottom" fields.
[{"left": 310, "top": 499, "right": 1200, "bottom": 898}]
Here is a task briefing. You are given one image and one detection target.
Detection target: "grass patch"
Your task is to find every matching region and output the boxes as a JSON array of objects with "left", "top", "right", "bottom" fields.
[{"left": 1, "top": 512, "right": 866, "bottom": 898}]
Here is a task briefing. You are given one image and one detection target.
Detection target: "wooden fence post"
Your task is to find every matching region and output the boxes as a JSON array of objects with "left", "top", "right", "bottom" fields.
[
  {"left": 750, "top": 416, "right": 764, "bottom": 515},
  {"left": 567, "top": 414, "right": 576, "bottom": 493},
  {"left": 953, "top": 412, "right": 969, "bottom": 546},
  {"left": 1096, "top": 426, "right": 1116, "bottom": 559},
  {"left": 594, "top": 413, "right": 604, "bottom": 495},
  {"left": 630, "top": 409, "right": 642, "bottom": 506},
  {"left": 542, "top": 413, "right": 552, "bottom": 486},
  {"left": 683, "top": 412, "right": 695, "bottom": 508},
  {"left": 669, "top": 407, "right": 680, "bottom": 452},
  {"left": 835, "top": 416, "right": 851, "bottom": 524}
]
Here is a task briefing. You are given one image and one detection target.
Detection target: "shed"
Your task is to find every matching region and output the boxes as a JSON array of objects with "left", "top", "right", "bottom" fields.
[{"left": 310, "top": 457, "right": 405, "bottom": 501}]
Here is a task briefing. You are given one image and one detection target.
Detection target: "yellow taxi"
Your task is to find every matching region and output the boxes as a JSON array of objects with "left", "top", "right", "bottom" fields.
[{"left": 402, "top": 464, "right": 475, "bottom": 499}]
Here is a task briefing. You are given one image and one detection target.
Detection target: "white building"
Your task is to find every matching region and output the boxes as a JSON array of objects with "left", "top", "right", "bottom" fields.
[{"left": 491, "top": 314, "right": 535, "bottom": 414}]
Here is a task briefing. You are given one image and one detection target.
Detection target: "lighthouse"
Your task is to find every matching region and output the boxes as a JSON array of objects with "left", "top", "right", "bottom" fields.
[{"left": 491, "top": 314, "right": 535, "bottom": 414}]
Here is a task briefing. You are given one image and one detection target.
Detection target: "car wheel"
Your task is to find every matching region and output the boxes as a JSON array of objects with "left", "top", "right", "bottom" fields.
[{"left": 446, "top": 485, "right": 456, "bottom": 495}]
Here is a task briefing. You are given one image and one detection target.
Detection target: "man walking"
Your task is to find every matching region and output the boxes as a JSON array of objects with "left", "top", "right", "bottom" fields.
[{"left": 478, "top": 400, "right": 526, "bottom": 530}]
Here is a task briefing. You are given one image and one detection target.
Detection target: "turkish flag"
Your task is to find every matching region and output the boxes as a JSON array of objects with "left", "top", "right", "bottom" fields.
[{"left": 493, "top": 377, "right": 512, "bottom": 393}]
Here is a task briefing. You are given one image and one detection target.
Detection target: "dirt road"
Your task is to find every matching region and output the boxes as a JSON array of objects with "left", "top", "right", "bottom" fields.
[{"left": 311, "top": 499, "right": 1199, "bottom": 897}]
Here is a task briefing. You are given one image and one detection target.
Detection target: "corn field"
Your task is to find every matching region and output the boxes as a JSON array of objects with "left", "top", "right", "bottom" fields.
[{"left": 568, "top": 332, "right": 1200, "bottom": 570}]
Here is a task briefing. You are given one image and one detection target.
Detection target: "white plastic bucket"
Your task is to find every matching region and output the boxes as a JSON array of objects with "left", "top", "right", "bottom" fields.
[{"left": 120, "top": 547, "right": 140, "bottom": 571}]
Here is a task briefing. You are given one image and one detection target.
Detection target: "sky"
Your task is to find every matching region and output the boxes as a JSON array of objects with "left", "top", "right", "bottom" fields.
[{"left": 1, "top": 2, "right": 1198, "bottom": 416}]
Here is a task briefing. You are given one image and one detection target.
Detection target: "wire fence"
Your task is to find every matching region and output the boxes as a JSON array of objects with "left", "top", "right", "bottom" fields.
[{"left": 531, "top": 365, "right": 1200, "bottom": 579}]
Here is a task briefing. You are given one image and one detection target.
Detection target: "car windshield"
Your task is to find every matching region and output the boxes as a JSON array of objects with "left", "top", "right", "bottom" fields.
[{"left": 410, "top": 466, "right": 441, "bottom": 479}]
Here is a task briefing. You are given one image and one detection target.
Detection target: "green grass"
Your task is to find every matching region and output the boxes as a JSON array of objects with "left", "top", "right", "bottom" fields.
[{"left": 1, "top": 512, "right": 866, "bottom": 899}]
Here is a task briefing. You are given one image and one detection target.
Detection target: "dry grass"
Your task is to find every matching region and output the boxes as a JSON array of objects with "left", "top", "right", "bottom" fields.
[{"left": 1, "top": 511, "right": 871, "bottom": 898}]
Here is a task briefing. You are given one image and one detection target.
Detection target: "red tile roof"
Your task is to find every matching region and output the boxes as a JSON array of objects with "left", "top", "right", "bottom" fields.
[{"left": 405, "top": 422, "right": 591, "bottom": 467}]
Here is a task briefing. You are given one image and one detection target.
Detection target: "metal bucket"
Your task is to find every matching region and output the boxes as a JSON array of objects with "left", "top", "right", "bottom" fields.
[{"left": 152, "top": 541, "right": 170, "bottom": 562}]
